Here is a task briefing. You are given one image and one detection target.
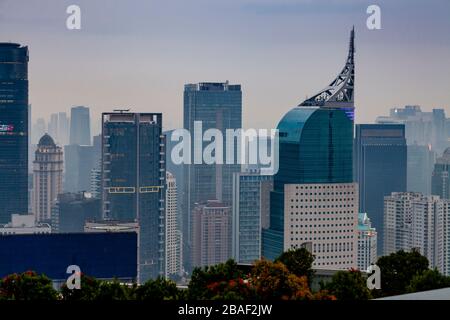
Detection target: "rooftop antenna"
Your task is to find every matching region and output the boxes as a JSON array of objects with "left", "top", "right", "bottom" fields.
[{"left": 113, "top": 108, "right": 131, "bottom": 113}]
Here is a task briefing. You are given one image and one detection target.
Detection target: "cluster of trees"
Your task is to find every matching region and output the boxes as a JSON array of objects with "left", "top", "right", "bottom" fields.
[{"left": 1, "top": 249, "right": 450, "bottom": 300}]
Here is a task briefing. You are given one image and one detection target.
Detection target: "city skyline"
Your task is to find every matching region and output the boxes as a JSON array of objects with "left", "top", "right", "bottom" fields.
[{"left": 1, "top": 0, "right": 449, "bottom": 134}]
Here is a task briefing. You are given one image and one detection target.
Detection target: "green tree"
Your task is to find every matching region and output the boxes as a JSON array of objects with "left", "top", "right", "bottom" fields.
[
  {"left": 134, "top": 277, "right": 183, "bottom": 300},
  {"left": 60, "top": 274, "right": 101, "bottom": 300},
  {"left": 187, "top": 259, "right": 248, "bottom": 299},
  {"left": 322, "top": 269, "right": 371, "bottom": 300},
  {"left": 0, "top": 271, "right": 58, "bottom": 300},
  {"left": 407, "top": 268, "right": 450, "bottom": 293},
  {"left": 376, "top": 250, "right": 429, "bottom": 297},
  {"left": 250, "top": 259, "right": 314, "bottom": 300},
  {"left": 275, "top": 248, "right": 315, "bottom": 284}
]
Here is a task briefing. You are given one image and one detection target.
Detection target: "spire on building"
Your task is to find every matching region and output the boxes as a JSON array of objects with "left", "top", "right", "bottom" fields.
[{"left": 299, "top": 27, "right": 355, "bottom": 107}]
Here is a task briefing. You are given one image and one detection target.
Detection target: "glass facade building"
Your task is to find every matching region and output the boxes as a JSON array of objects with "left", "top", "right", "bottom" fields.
[
  {"left": 102, "top": 112, "right": 165, "bottom": 283},
  {"left": 354, "top": 124, "right": 407, "bottom": 254},
  {"left": 263, "top": 107, "right": 354, "bottom": 260},
  {"left": 232, "top": 170, "right": 273, "bottom": 264},
  {"left": 182, "top": 82, "right": 242, "bottom": 271},
  {"left": 0, "top": 43, "right": 29, "bottom": 224}
]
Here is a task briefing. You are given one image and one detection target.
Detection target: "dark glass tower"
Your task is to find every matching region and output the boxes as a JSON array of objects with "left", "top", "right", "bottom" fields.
[
  {"left": 263, "top": 29, "right": 356, "bottom": 260},
  {"left": 0, "top": 43, "right": 29, "bottom": 223},
  {"left": 354, "top": 124, "right": 407, "bottom": 254},
  {"left": 182, "top": 82, "right": 242, "bottom": 271},
  {"left": 102, "top": 112, "right": 165, "bottom": 283},
  {"left": 431, "top": 148, "right": 450, "bottom": 199}
]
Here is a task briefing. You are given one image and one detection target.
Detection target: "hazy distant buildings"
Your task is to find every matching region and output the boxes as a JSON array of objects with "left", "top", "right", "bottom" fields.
[
  {"left": 64, "top": 144, "right": 95, "bottom": 193},
  {"left": 183, "top": 81, "right": 242, "bottom": 270},
  {"left": 432, "top": 148, "right": 450, "bottom": 200},
  {"left": 165, "top": 172, "right": 182, "bottom": 278},
  {"left": 51, "top": 192, "right": 101, "bottom": 233},
  {"left": 354, "top": 124, "right": 407, "bottom": 255},
  {"left": 384, "top": 192, "right": 450, "bottom": 275},
  {"left": 0, "top": 43, "right": 29, "bottom": 223},
  {"left": 57, "top": 112, "right": 70, "bottom": 146},
  {"left": 102, "top": 112, "right": 165, "bottom": 283},
  {"left": 408, "top": 143, "right": 435, "bottom": 195},
  {"left": 32, "top": 118, "right": 46, "bottom": 145},
  {"left": 70, "top": 106, "right": 91, "bottom": 146},
  {"left": 357, "top": 212, "right": 377, "bottom": 271},
  {"left": 192, "top": 200, "right": 231, "bottom": 268},
  {"left": 262, "top": 29, "right": 358, "bottom": 270},
  {"left": 33, "top": 134, "right": 63, "bottom": 222},
  {"left": 376, "top": 105, "right": 449, "bottom": 154},
  {"left": 232, "top": 169, "right": 273, "bottom": 264}
]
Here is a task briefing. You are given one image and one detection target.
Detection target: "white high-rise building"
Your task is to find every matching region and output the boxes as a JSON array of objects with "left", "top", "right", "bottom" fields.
[
  {"left": 165, "top": 172, "right": 182, "bottom": 278},
  {"left": 357, "top": 212, "right": 377, "bottom": 271},
  {"left": 284, "top": 183, "right": 359, "bottom": 270},
  {"left": 33, "top": 134, "right": 63, "bottom": 222},
  {"left": 384, "top": 192, "right": 450, "bottom": 275}
]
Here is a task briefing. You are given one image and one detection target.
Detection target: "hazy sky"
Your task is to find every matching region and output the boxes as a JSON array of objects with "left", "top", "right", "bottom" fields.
[{"left": 1, "top": 0, "right": 449, "bottom": 135}]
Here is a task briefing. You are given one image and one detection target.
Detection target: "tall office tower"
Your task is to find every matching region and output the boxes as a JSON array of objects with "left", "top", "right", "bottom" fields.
[
  {"left": 70, "top": 106, "right": 91, "bottom": 146},
  {"left": 357, "top": 212, "right": 377, "bottom": 271},
  {"left": 192, "top": 200, "right": 231, "bottom": 268},
  {"left": 33, "top": 134, "right": 63, "bottom": 222},
  {"left": 32, "top": 118, "right": 46, "bottom": 145},
  {"left": 183, "top": 81, "right": 242, "bottom": 270},
  {"left": 51, "top": 192, "right": 101, "bottom": 233},
  {"left": 48, "top": 113, "right": 59, "bottom": 142},
  {"left": 376, "top": 106, "right": 449, "bottom": 155},
  {"left": 262, "top": 29, "right": 358, "bottom": 270},
  {"left": 164, "top": 130, "right": 184, "bottom": 228},
  {"left": 384, "top": 192, "right": 450, "bottom": 275},
  {"left": 408, "top": 143, "right": 435, "bottom": 195},
  {"left": 165, "top": 172, "right": 182, "bottom": 278},
  {"left": 64, "top": 144, "right": 95, "bottom": 193},
  {"left": 432, "top": 148, "right": 450, "bottom": 200},
  {"left": 102, "top": 112, "right": 165, "bottom": 283},
  {"left": 354, "top": 124, "right": 407, "bottom": 254},
  {"left": 57, "top": 112, "right": 70, "bottom": 146},
  {"left": 0, "top": 43, "right": 29, "bottom": 223},
  {"left": 232, "top": 169, "right": 273, "bottom": 264}
]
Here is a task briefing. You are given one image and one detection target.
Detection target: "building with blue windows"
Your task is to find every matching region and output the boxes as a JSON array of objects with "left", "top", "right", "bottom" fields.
[
  {"left": 232, "top": 169, "right": 273, "bottom": 264},
  {"left": 102, "top": 112, "right": 165, "bottom": 283},
  {"left": 262, "top": 29, "right": 358, "bottom": 269},
  {"left": 354, "top": 124, "right": 407, "bottom": 254},
  {"left": 183, "top": 81, "right": 242, "bottom": 271},
  {"left": 0, "top": 43, "right": 29, "bottom": 224},
  {"left": 0, "top": 232, "right": 137, "bottom": 283}
]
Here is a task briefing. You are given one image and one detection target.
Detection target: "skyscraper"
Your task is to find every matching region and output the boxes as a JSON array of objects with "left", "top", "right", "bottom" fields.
[
  {"left": 57, "top": 112, "right": 70, "bottom": 146},
  {"left": 408, "top": 143, "right": 435, "bottom": 195},
  {"left": 262, "top": 29, "right": 358, "bottom": 270},
  {"left": 102, "top": 112, "right": 165, "bottom": 283},
  {"left": 232, "top": 169, "right": 273, "bottom": 264},
  {"left": 432, "top": 148, "right": 450, "bottom": 199},
  {"left": 354, "top": 124, "right": 407, "bottom": 254},
  {"left": 192, "top": 200, "right": 232, "bottom": 268},
  {"left": 183, "top": 81, "right": 242, "bottom": 270},
  {"left": 357, "top": 212, "right": 377, "bottom": 271},
  {"left": 165, "top": 172, "right": 182, "bottom": 279},
  {"left": 33, "top": 134, "right": 63, "bottom": 222},
  {"left": 0, "top": 43, "right": 29, "bottom": 223},
  {"left": 384, "top": 192, "right": 450, "bottom": 275},
  {"left": 64, "top": 144, "right": 95, "bottom": 193},
  {"left": 70, "top": 106, "right": 91, "bottom": 146},
  {"left": 48, "top": 113, "right": 58, "bottom": 142}
]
